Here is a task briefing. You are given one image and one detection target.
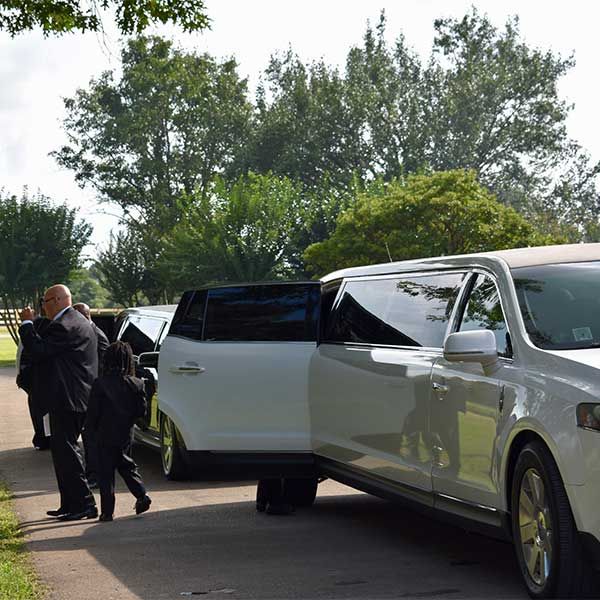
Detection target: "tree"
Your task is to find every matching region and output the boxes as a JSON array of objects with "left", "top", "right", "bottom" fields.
[
  {"left": 0, "top": 0, "right": 209, "bottom": 36},
  {"left": 303, "top": 170, "right": 559, "bottom": 277},
  {"left": 0, "top": 190, "right": 91, "bottom": 343},
  {"left": 160, "top": 173, "right": 304, "bottom": 287},
  {"left": 68, "top": 267, "right": 113, "bottom": 307},
  {"left": 55, "top": 36, "right": 253, "bottom": 230},
  {"left": 94, "top": 230, "right": 145, "bottom": 307}
]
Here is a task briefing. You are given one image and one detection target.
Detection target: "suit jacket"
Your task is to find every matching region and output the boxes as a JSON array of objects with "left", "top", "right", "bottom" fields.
[
  {"left": 91, "top": 321, "right": 110, "bottom": 372},
  {"left": 19, "top": 308, "right": 98, "bottom": 413},
  {"left": 86, "top": 375, "right": 147, "bottom": 447},
  {"left": 16, "top": 317, "right": 51, "bottom": 395}
]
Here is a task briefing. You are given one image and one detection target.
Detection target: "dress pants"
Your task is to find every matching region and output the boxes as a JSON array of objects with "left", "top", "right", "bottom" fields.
[
  {"left": 82, "top": 427, "right": 99, "bottom": 483},
  {"left": 97, "top": 441, "right": 146, "bottom": 516},
  {"left": 27, "top": 394, "right": 48, "bottom": 449},
  {"left": 49, "top": 410, "right": 96, "bottom": 513}
]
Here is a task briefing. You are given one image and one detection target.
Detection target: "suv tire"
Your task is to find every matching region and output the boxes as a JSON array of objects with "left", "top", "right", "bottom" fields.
[
  {"left": 511, "top": 441, "right": 598, "bottom": 598},
  {"left": 160, "top": 414, "right": 189, "bottom": 481}
]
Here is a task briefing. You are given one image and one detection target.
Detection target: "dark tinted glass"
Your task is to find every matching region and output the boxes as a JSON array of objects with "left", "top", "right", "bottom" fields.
[
  {"left": 326, "top": 273, "right": 464, "bottom": 347},
  {"left": 169, "top": 290, "right": 207, "bottom": 340},
  {"left": 459, "top": 275, "right": 511, "bottom": 357},
  {"left": 513, "top": 262, "right": 600, "bottom": 350},
  {"left": 119, "top": 316, "right": 164, "bottom": 355},
  {"left": 204, "top": 284, "right": 320, "bottom": 342}
]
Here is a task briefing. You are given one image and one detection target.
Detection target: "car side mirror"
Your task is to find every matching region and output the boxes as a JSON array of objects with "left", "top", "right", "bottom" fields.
[
  {"left": 443, "top": 330, "right": 500, "bottom": 375},
  {"left": 138, "top": 351, "right": 159, "bottom": 369}
]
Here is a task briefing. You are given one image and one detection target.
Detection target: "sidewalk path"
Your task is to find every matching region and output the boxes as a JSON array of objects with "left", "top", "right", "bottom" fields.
[{"left": 0, "top": 368, "right": 525, "bottom": 600}]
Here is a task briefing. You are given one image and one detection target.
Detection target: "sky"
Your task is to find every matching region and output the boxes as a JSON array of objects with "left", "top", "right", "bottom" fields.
[{"left": 0, "top": 0, "right": 599, "bottom": 259}]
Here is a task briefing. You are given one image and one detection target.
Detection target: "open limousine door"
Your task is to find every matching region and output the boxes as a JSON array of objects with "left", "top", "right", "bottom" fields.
[{"left": 158, "top": 282, "right": 321, "bottom": 480}]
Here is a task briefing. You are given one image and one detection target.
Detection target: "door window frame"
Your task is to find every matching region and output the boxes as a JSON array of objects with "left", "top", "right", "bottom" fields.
[
  {"left": 450, "top": 269, "right": 515, "bottom": 361},
  {"left": 323, "top": 269, "right": 470, "bottom": 352}
]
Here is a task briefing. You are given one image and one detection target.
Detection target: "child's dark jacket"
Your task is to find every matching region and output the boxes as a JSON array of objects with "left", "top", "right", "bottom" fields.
[{"left": 86, "top": 375, "right": 146, "bottom": 447}]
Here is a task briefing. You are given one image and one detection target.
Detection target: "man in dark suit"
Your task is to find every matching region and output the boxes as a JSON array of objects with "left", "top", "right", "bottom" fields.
[
  {"left": 73, "top": 302, "right": 109, "bottom": 488},
  {"left": 20, "top": 284, "right": 98, "bottom": 521},
  {"left": 16, "top": 315, "right": 51, "bottom": 450}
]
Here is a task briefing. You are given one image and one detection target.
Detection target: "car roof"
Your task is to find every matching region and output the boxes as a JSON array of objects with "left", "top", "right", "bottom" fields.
[
  {"left": 321, "top": 243, "right": 600, "bottom": 282},
  {"left": 118, "top": 305, "right": 177, "bottom": 318}
]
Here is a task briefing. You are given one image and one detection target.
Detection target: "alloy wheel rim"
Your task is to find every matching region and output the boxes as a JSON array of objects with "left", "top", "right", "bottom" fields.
[
  {"left": 161, "top": 417, "right": 174, "bottom": 474},
  {"left": 519, "top": 468, "right": 553, "bottom": 586}
]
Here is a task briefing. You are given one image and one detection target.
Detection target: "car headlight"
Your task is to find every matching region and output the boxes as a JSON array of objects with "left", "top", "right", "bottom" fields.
[{"left": 577, "top": 404, "right": 600, "bottom": 432}]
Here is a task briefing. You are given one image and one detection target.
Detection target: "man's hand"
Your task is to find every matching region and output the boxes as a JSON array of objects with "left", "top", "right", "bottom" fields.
[{"left": 20, "top": 306, "right": 35, "bottom": 322}]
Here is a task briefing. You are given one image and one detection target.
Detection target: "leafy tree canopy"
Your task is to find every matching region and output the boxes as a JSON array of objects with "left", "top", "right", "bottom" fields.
[
  {"left": 0, "top": 189, "right": 91, "bottom": 342},
  {"left": 55, "top": 35, "right": 253, "bottom": 233},
  {"left": 160, "top": 172, "right": 304, "bottom": 287},
  {"left": 0, "top": 0, "right": 209, "bottom": 36},
  {"left": 303, "top": 170, "right": 560, "bottom": 277}
]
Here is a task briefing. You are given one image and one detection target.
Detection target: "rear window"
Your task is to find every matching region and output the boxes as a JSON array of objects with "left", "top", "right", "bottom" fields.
[
  {"left": 119, "top": 315, "right": 165, "bottom": 355},
  {"left": 325, "top": 273, "right": 465, "bottom": 348},
  {"left": 203, "top": 284, "right": 320, "bottom": 342}
]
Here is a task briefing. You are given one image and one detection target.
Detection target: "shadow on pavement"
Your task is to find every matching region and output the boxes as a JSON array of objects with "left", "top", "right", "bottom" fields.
[{"left": 24, "top": 492, "right": 526, "bottom": 600}]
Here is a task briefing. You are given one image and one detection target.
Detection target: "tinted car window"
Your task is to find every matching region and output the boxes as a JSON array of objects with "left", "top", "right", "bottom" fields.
[
  {"left": 459, "top": 274, "right": 511, "bottom": 357},
  {"left": 326, "top": 273, "right": 464, "bottom": 347},
  {"left": 513, "top": 261, "right": 600, "bottom": 350},
  {"left": 204, "top": 284, "right": 320, "bottom": 342},
  {"left": 119, "top": 316, "right": 165, "bottom": 356},
  {"left": 169, "top": 290, "right": 207, "bottom": 341}
]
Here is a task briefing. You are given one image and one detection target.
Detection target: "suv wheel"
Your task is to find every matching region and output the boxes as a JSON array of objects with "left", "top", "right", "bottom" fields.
[
  {"left": 511, "top": 441, "right": 597, "bottom": 598},
  {"left": 160, "top": 414, "right": 189, "bottom": 481}
]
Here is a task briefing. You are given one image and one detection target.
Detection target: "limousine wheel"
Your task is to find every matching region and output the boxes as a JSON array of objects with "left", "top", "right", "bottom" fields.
[
  {"left": 511, "top": 441, "right": 596, "bottom": 598},
  {"left": 160, "top": 414, "right": 189, "bottom": 481}
]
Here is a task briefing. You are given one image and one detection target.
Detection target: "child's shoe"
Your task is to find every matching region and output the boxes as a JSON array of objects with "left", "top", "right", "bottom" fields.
[{"left": 135, "top": 495, "right": 152, "bottom": 515}]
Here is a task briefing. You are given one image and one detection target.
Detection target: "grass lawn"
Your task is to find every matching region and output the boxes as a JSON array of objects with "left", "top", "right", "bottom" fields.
[
  {"left": 0, "top": 483, "right": 41, "bottom": 599},
  {"left": 0, "top": 335, "right": 16, "bottom": 368}
]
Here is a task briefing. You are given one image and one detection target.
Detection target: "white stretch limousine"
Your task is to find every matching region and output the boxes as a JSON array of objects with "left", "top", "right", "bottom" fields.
[{"left": 156, "top": 244, "right": 600, "bottom": 598}]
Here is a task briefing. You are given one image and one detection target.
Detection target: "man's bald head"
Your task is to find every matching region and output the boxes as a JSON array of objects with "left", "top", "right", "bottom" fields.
[
  {"left": 72, "top": 303, "right": 91, "bottom": 321},
  {"left": 43, "top": 284, "right": 72, "bottom": 320}
]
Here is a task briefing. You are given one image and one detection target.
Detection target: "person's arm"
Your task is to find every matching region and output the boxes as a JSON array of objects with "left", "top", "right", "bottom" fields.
[
  {"left": 96, "top": 326, "right": 110, "bottom": 360},
  {"left": 19, "top": 320, "right": 73, "bottom": 363},
  {"left": 134, "top": 380, "right": 148, "bottom": 419}
]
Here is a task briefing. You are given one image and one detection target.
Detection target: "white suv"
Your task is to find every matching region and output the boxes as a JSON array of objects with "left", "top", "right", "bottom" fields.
[{"left": 159, "top": 245, "right": 600, "bottom": 598}]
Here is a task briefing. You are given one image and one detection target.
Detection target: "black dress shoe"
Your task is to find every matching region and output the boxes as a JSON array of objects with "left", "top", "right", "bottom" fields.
[
  {"left": 58, "top": 507, "right": 98, "bottom": 521},
  {"left": 47, "top": 508, "right": 68, "bottom": 517},
  {"left": 134, "top": 495, "right": 152, "bottom": 515},
  {"left": 98, "top": 514, "right": 113, "bottom": 522}
]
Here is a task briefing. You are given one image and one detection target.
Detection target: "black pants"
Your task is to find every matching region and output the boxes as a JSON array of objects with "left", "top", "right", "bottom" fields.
[
  {"left": 27, "top": 394, "right": 48, "bottom": 449},
  {"left": 97, "top": 442, "right": 146, "bottom": 517},
  {"left": 82, "top": 427, "right": 99, "bottom": 482},
  {"left": 49, "top": 410, "right": 96, "bottom": 513}
]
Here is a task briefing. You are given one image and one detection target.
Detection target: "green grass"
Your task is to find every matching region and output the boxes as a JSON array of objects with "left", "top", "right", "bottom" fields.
[
  {"left": 0, "top": 335, "right": 16, "bottom": 369},
  {"left": 0, "top": 483, "right": 41, "bottom": 600}
]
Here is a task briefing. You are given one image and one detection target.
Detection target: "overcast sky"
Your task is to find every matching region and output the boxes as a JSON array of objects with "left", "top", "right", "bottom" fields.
[{"left": 0, "top": 0, "right": 598, "bottom": 258}]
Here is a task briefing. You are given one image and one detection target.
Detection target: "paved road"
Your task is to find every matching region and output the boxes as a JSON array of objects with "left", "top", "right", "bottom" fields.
[{"left": 0, "top": 368, "right": 527, "bottom": 599}]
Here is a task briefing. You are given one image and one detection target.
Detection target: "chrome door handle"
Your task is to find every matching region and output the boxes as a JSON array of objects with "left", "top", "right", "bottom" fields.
[
  {"left": 432, "top": 382, "right": 449, "bottom": 394},
  {"left": 170, "top": 364, "right": 205, "bottom": 374}
]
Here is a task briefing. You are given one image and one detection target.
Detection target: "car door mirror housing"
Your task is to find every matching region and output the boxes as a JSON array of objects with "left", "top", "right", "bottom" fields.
[
  {"left": 138, "top": 351, "right": 159, "bottom": 369},
  {"left": 443, "top": 330, "right": 500, "bottom": 374}
]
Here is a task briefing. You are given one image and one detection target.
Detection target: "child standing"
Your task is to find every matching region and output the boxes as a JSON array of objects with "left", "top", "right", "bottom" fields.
[{"left": 86, "top": 341, "right": 152, "bottom": 521}]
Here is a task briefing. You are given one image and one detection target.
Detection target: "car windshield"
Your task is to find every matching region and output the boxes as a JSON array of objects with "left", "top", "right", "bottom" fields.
[{"left": 512, "top": 261, "right": 600, "bottom": 350}]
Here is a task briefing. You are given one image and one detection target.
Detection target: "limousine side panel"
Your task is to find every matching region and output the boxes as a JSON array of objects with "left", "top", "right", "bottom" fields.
[
  {"left": 159, "top": 335, "right": 314, "bottom": 453},
  {"left": 309, "top": 343, "right": 437, "bottom": 493}
]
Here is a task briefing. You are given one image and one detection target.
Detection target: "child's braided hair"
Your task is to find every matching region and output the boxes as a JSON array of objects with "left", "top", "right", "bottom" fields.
[{"left": 102, "top": 340, "right": 135, "bottom": 377}]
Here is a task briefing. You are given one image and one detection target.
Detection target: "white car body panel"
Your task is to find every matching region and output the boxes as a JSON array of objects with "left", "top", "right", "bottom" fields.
[{"left": 159, "top": 336, "right": 314, "bottom": 452}]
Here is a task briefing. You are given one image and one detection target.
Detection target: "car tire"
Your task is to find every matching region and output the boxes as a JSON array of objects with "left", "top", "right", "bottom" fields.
[
  {"left": 160, "top": 414, "right": 189, "bottom": 481},
  {"left": 511, "top": 441, "right": 598, "bottom": 598}
]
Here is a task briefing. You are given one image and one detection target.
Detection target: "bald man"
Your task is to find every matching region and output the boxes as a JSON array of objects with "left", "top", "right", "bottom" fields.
[{"left": 20, "top": 285, "right": 98, "bottom": 521}]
